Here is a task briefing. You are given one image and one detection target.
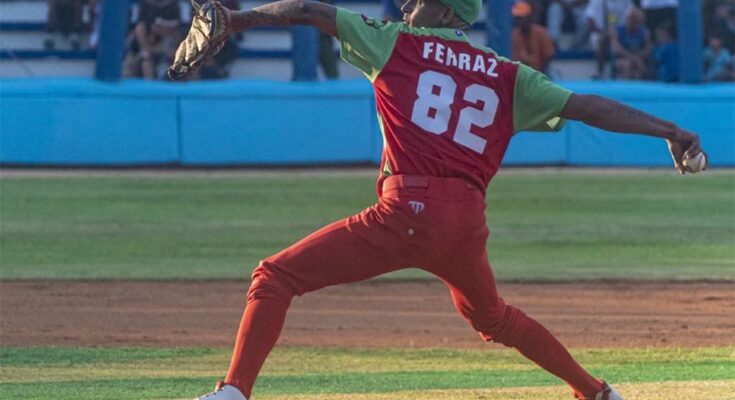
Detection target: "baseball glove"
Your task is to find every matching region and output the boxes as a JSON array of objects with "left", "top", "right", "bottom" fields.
[{"left": 168, "top": 0, "right": 230, "bottom": 80}]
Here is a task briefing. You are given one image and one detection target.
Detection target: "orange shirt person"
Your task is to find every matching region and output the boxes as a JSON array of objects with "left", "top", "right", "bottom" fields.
[{"left": 511, "top": 1, "right": 556, "bottom": 72}]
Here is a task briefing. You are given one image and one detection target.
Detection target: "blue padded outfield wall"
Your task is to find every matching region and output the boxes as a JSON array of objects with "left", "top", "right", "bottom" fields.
[{"left": 1, "top": 78, "right": 733, "bottom": 167}]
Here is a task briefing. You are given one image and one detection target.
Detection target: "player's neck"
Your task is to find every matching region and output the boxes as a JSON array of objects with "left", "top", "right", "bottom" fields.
[{"left": 442, "top": 18, "right": 471, "bottom": 31}]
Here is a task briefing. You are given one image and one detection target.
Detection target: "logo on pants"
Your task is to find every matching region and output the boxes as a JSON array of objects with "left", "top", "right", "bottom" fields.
[{"left": 408, "top": 201, "right": 425, "bottom": 214}]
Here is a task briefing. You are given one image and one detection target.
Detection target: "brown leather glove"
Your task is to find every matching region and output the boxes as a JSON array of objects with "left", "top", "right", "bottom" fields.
[{"left": 167, "top": 0, "right": 231, "bottom": 80}]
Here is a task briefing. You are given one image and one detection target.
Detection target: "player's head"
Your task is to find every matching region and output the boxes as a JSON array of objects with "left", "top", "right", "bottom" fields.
[{"left": 400, "top": 0, "right": 480, "bottom": 30}]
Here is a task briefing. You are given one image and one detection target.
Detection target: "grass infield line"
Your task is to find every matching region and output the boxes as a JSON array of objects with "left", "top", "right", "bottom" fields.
[{"left": 3, "top": 347, "right": 734, "bottom": 371}]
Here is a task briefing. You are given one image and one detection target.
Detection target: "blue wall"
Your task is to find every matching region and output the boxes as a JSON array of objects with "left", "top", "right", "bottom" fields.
[{"left": 1, "top": 78, "right": 733, "bottom": 167}]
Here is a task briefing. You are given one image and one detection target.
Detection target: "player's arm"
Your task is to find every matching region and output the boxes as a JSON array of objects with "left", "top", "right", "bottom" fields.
[
  {"left": 225, "top": 0, "right": 337, "bottom": 37},
  {"left": 560, "top": 93, "right": 704, "bottom": 174}
]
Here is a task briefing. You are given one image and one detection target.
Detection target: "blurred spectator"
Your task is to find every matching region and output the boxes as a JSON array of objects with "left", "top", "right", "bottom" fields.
[
  {"left": 88, "top": 0, "right": 101, "bottom": 49},
  {"left": 710, "top": 2, "right": 735, "bottom": 53},
  {"left": 640, "top": 0, "right": 677, "bottom": 33},
  {"left": 123, "top": 0, "right": 182, "bottom": 80},
  {"left": 45, "top": 0, "right": 89, "bottom": 51},
  {"left": 138, "top": 0, "right": 180, "bottom": 31},
  {"left": 512, "top": 1, "right": 556, "bottom": 72},
  {"left": 651, "top": 22, "right": 679, "bottom": 82},
  {"left": 610, "top": 8, "right": 651, "bottom": 79},
  {"left": 199, "top": 0, "right": 243, "bottom": 79},
  {"left": 546, "top": 0, "right": 589, "bottom": 51},
  {"left": 704, "top": 35, "right": 733, "bottom": 81},
  {"left": 585, "top": 0, "right": 633, "bottom": 78}
]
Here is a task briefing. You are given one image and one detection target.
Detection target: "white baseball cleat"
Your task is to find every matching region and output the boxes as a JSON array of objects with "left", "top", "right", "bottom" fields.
[
  {"left": 576, "top": 382, "right": 624, "bottom": 400},
  {"left": 603, "top": 384, "right": 624, "bottom": 400},
  {"left": 194, "top": 381, "right": 247, "bottom": 400}
]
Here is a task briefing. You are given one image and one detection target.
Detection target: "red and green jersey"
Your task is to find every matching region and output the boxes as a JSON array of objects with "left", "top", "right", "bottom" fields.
[{"left": 336, "top": 8, "right": 572, "bottom": 194}]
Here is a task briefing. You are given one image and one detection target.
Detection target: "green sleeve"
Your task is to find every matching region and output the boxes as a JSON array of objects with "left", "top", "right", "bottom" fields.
[
  {"left": 336, "top": 8, "right": 401, "bottom": 81},
  {"left": 512, "top": 64, "right": 573, "bottom": 133}
]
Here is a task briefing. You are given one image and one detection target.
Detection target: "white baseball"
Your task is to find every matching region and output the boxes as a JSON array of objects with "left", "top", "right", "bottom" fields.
[{"left": 683, "top": 152, "right": 706, "bottom": 173}]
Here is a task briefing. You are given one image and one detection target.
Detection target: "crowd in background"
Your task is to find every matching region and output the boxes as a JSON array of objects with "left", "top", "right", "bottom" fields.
[
  {"left": 41, "top": 0, "right": 249, "bottom": 80},
  {"left": 507, "top": 0, "right": 735, "bottom": 81},
  {"left": 42, "top": 0, "right": 735, "bottom": 81}
]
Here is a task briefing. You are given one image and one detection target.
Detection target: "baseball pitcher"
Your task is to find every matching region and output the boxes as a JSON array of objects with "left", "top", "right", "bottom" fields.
[{"left": 168, "top": 0, "right": 706, "bottom": 399}]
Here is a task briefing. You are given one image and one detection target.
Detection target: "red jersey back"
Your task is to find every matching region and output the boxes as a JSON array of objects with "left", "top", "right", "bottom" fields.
[
  {"left": 374, "top": 32, "right": 519, "bottom": 192},
  {"left": 336, "top": 9, "right": 573, "bottom": 194}
]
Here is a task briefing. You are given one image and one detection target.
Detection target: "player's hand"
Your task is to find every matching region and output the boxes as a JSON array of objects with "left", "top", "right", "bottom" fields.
[
  {"left": 167, "top": 0, "right": 232, "bottom": 80},
  {"left": 667, "top": 128, "right": 705, "bottom": 174}
]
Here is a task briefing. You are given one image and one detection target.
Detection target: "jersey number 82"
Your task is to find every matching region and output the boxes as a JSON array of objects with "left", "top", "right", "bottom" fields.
[{"left": 410, "top": 70, "right": 499, "bottom": 155}]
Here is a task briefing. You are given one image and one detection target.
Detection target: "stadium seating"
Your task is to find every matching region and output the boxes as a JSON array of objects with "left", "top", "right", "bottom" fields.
[{"left": 0, "top": 0, "right": 596, "bottom": 79}]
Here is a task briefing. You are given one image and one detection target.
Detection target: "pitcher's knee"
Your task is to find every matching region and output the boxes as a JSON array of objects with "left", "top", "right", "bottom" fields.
[
  {"left": 247, "top": 261, "right": 296, "bottom": 304},
  {"left": 474, "top": 304, "right": 529, "bottom": 348}
]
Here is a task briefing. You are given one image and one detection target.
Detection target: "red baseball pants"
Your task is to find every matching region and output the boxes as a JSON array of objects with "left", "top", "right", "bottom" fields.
[{"left": 224, "top": 175, "right": 603, "bottom": 398}]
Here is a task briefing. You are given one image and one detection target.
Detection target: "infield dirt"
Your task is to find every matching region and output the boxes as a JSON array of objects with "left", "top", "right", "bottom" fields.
[{"left": 1, "top": 281, "right": 733, "bottom": 348}]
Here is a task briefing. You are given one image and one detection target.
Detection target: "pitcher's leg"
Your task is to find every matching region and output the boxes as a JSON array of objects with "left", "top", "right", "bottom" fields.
[
  {"left": 430, "top": 251, "right": 604, "bottom": 398},
  {"left": 224, "top": 264, "right": 289, "bottom": 398},
  {"left": 225, "top": 204, "right": 407, "bottom": 397}
]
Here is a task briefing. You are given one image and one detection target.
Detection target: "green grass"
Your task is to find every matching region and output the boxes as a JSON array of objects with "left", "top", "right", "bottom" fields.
[
  {"left": 1, "top": 170, "right": 733, "bottom": 280},
  {"left": 1, "top": 346, "right": 733, "bottom": 399}
]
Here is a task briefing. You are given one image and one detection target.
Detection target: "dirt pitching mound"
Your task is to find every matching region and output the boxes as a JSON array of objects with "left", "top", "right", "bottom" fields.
[{"left": 1, "top": 281, "right": 733, "bottom": 348}]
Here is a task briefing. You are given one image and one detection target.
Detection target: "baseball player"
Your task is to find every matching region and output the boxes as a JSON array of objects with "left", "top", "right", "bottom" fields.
[{"left": 168, "top": 1, "right": 706, "bottom": 399}]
